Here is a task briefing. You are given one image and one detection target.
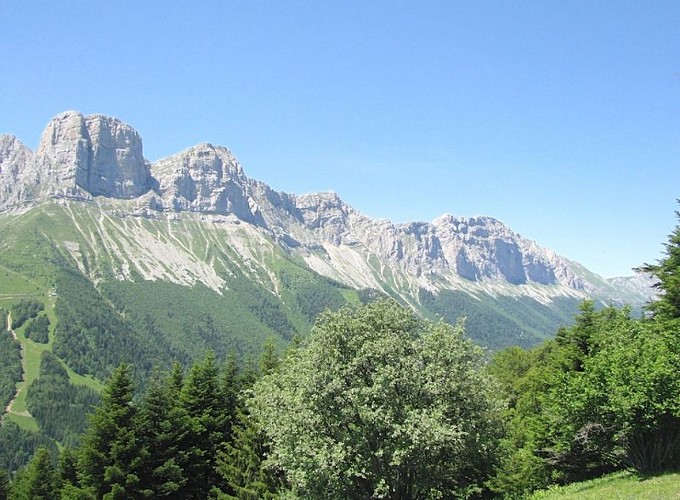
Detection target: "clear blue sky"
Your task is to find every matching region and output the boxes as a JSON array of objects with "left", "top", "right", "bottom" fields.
[{"left": 2, "top": 1, "right": 679, "bottom": 277}]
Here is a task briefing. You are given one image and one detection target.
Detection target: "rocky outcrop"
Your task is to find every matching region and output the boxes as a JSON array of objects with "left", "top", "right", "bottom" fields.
[
  {"left": 0, "top": 111, "right": 153, "bottom": 206},
  {"left": 79, "top": 114, "right": 151, "bottom": 198},
  {"left": 152, "top": 143, "right": 264, "bottom": 224},
  {"left": 0, "top": 111, "right": 639, "bottom": 302},
  {"left": 34, "top": 111, "right": 152, "bottom": 199},
  {"left": 0, "top": 135, "right": 34, "bottom": 208}
]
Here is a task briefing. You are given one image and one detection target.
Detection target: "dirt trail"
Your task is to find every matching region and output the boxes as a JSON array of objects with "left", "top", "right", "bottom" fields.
[{"left": 4, "top": 311, "right": 31, "bottom": 417}]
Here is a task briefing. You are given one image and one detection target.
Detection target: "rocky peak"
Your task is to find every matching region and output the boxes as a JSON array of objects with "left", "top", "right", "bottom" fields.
[
  {"left": 151, "top": 143, "right": 259, "bottom": 222},
  {"left": 0, "top": 135, "right": 34, "bottom": 208},
  {"left": 81, "top": 114, "right": 150, "bottom": 198},
  {"left": 0, "top": 134, "right": 32, "bottom": 177},
  {"left": 294, "top": 191, "right": 352, "bottom": 229},
  {"left": 30, "top": 111, "right": 152, "bottom": 199}
]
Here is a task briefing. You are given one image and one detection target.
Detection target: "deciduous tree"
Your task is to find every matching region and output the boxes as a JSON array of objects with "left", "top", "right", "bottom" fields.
[{"left": 249, "top": 299, "right": 503, "bottom": 499}]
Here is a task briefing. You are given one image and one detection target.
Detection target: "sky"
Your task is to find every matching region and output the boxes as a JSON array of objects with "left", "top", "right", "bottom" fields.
[{"left": 2, "top": 1, "right": 679, "bottom": 278}]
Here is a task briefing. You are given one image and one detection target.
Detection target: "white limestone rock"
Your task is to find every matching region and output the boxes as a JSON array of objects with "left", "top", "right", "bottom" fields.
[
  {"left": 152, "top": 143, "right": 262, "bottom": 223},
  {"left": 0, "top": 134, "right": 34, "bottom": 209},
  {"left": 27, "top": 111, "right": 152, "bottom": 200}
]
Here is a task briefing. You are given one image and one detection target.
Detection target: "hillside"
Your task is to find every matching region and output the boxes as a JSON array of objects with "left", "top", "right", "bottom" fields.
[
  {"left": 530, "top": 471, "right": 680, "bottom": 499},
  {"left": 0, "top": 111, "right": 656, "bottom": 454}
]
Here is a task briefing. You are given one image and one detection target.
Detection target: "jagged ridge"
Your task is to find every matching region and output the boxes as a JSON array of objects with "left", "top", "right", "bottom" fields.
[{"left": 0, "top": 111, "right": 652, "bottom": 307}]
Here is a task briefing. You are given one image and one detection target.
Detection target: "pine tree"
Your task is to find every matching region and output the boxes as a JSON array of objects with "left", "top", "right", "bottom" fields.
[
  {"left": 10, "top": 447, "right": 58, "bottom": 500},
  {"left": 215, "top": 410, "right": 280, "bottom": 499},
  {"left": 180, "top": 352, "right": 232, "bottom": 497},
  {"left": 0, "top": 469, "right": 10, "bottom": 500},
  {"left": 136, "top": 369, "right": 191, "bottom": 498},
  {"left": 638, "top": 204, "right": 680, "bottom": 320},
  {"left": 78, "top": 364, "right": 141, "bottom": 499}
]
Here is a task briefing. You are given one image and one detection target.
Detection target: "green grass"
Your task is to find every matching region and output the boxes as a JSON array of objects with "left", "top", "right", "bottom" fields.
[{"left": 530, "top": 470, "right": 680, "bottom": 499}]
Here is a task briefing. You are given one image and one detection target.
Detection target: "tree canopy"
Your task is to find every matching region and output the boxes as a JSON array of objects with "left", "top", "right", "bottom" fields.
[{"left": 249, "top": 299, "right": 503, "bottom": 499}]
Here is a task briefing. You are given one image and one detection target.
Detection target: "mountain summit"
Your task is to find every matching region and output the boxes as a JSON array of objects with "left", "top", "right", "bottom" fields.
[{"left": 0, "top": 112, "right": 653, "bottom": 350}]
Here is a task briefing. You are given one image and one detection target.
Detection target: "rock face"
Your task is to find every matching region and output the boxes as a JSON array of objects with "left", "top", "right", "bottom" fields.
[
  {"left": 0, "top": 111, "right": 643, "bottom": 302},
  {"left": 0, "top": 111, "right": 153, "bottom": 204},
  {"left": 33, "top": 111, "right": 151, "bottom": 199},
  {"left": 0, "top": 134, "right": 34, "bottom": 207},
  {"left": 152, "top": 143, "right": 263, "bottom": 224}
]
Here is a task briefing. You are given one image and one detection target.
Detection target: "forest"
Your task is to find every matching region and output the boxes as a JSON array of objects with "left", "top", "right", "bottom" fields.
[{"left": 2, "top": 209, "right": 680, "bottom": 499}]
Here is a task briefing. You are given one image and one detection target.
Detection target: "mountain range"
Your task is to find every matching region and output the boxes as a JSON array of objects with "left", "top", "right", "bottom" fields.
[{"left": 0, "top": 111, "right": 654, "bottom": 362}]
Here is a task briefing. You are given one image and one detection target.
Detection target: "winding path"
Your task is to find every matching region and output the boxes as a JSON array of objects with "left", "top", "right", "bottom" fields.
[{"left": 4, "top": 312, "right": 31, "bottom": 417}]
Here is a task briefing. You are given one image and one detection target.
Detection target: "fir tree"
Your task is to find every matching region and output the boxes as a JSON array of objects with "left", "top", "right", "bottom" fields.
[
  {"left": 215, "top": 410, "right": 281, "bottom": 499},
  {"left": 180, "top": 352, "right": 232, "bottom": 497},
  {"left": 11, "top": 447, "right": 58, "bottom": 500},
  {"left": 78, "top": 364, "right": 141, "bottom": 499},
  {"left": 638, "top": 204, "right": 680, "bottom": 320},
  {"left": 0, "top": 469, "right": 10, "bottom": 500},
  {"left": 136, "top": 369, "right": 191, "bottom": 498}
]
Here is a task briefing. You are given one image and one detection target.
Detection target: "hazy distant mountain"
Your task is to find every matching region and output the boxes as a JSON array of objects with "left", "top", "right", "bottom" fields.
[{"left": 0, "top": 111, "right": 653, "bottom": 358}]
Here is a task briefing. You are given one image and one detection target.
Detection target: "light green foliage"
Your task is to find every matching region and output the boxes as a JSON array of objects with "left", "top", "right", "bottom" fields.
[
  {"left": 249, "top": 299, "right": 504, "bottom": 499},
  {"left": 488, "top": 304, "right": 630, "bottom": 496},
  {"left": 560, "top": 318, "right": 680, "bottom": 473},
  {"left": 530, "top": 470, "right": 680, "bottom": 499}
]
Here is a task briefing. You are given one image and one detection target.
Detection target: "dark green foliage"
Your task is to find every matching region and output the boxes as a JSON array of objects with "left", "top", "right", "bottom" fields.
[
  {"left": 52, "top": 269, "right": 161, "bottom": 380},
  {"left": 101, "top": 280, "right": 291, "bottom": 367},
  {"left": 135, "top": 368, "right": 191, "bottom": 498},
  {"left": 26, "top": 351, "right": 100, "bottom": 446},
  {"left": 638, "top": 205, "right": 680, "bottom": 320},
  {"left": 0, "top": 422, "right": 57, "bottom": 476},
  {"left": 216, "top": 410, "right": 281, "bottom": 500},
  {"left": 10, "top": 299, "right": 44, "bottom": 329},
  {"left": 179, "top": 352, "right": 233, "bottom": 497},
  {"left": 277, "top": 266, "right": 348, "bottom": 323},
  {"left": 419, "top": 288, "right": 579, "bottom": 350},
  {"left": 67, "top": 352, "right": 257, "bottom": 499},
  {"left": 0, "top": 468, "right": 9, "bottom": 500},
  {"left": 10, "top": 447, "right": 59, "bottom": 500},
  {"left": 357, "top": 287, "right": 387, "bottom": 304},
  {"left": 24, "top": 314, "right": 50, "bottom": 344},
  {"left": 78, "top": 364, "right": 140, "bottom": 498},
  {"left": 0, "top": 309, "right": 22, "bottom": 411}
]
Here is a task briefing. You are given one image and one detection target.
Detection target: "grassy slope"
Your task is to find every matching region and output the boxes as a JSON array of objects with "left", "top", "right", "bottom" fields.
[{"left": 530, "top": 471, "right": 680, "bottom": 499}]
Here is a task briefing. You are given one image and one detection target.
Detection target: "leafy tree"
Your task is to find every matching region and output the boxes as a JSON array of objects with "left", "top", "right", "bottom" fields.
[
  {"left": 249, "top": 299, "right": 504, "bottom": 499},
  {"left": 78, "top": 364, "right": 140, "bottom": 499},
  {"left": 560, "top": 319, "right": 680, "bottom": 473}
]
